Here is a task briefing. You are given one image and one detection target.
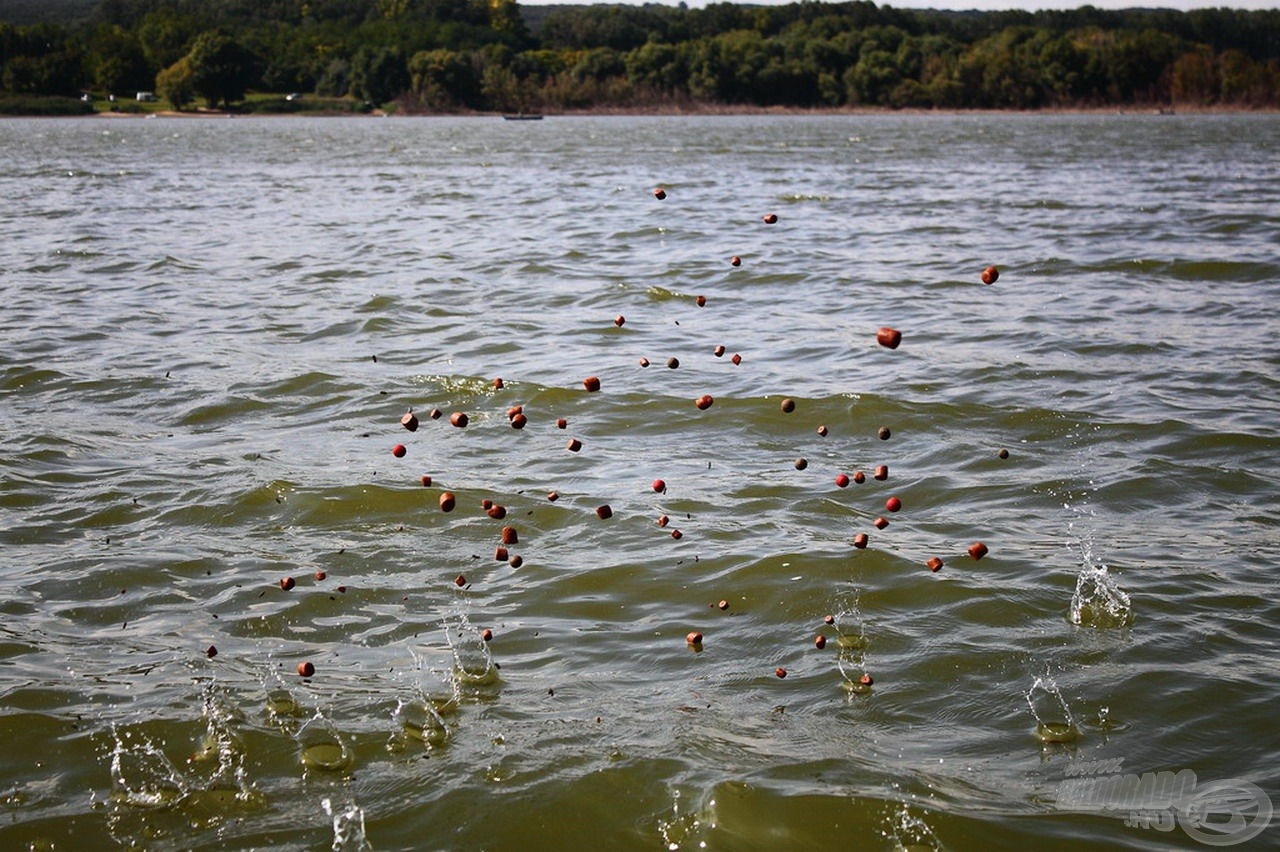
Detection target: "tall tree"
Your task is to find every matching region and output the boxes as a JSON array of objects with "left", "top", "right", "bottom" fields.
[
  {"left": 0, "top": 24, "right": 84, "bottom": 96},
  {"left": 155, "top": 54, "right": 195, "bottom": 108},
  {"left": 408, "top": 48, "right": 480, "bottom": 110},
  {"left": 87, "top": 24, "right": 151, "bottom": 94},
  {"left": 136, "top": 7, "right": 199, "bottom": 72},
  {"left": 185, "top": 29, "right": 259, "bottom": 108},
  {"left": 350, "top": 47, "right": 409, "bottom": 106}
]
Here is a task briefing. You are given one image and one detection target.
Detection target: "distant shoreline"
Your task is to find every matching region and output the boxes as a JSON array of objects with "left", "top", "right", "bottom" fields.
[
  {"left": 70, "top": 104, "right": 1280, "bottom": 119},
  {"left": 3, "top": 103, "right": 1276, "bottom": 120}
]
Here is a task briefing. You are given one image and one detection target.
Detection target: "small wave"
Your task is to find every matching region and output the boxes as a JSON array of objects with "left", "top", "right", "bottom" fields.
[
  {"left": 146, "top": 254, "right": 201, "bottom": 272},
  {"left": 305, "top": 267, "right": 370, "bottom": 283},
  {"left": 0, "top": 366, "right": 68, "bottom": 392},
  {"left": 1102, "top": 257, "right": 1278, "bottom": 283},
  {"left": 302, "top": 321, "right": 364, "bottom": 342}
]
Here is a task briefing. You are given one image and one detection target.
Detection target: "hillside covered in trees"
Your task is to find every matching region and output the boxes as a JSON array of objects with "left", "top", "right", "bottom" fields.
[{"left": 2, "top": 0, "right": 1278, "bottom": 114}]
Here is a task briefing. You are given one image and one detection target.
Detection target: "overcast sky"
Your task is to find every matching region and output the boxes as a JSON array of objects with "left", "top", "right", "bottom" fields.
[{"left": 518, "top": 0, "right": 1277, "bottom": 9}]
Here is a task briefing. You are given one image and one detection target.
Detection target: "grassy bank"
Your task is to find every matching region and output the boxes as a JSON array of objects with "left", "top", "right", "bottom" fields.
[
  {"left": 0, "top": 96, "right": 94, "bottom": 116},
  {"left": 0, "top": 92, "right": 374, "bottom": 117}
]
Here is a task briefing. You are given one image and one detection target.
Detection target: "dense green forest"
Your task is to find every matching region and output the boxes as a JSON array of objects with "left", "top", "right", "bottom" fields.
[{"left": 2, "top": 0, "right": 1278, "bottom": 113}]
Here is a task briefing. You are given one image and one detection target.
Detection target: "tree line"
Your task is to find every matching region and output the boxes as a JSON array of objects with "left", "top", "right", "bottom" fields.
[{"left": 2, "top": 0, "right": 1278, "bottom": 113}]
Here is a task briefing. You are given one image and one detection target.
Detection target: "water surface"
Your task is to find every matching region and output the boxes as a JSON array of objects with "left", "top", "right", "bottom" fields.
[{"left": 1, "top": 113, "right": 1277, "bottom": 850}]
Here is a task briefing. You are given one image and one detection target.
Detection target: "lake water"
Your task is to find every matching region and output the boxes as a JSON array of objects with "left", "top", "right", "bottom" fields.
[{"left": 1, "top": 113, "right": 1277, "bottom": 850}]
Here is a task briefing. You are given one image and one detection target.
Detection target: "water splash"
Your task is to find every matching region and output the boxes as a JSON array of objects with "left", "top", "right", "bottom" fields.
[
  {"left": 108, "top": 725, "right": 191, "bottom": 809},
  {"left": 407, "top": 644, "right": 462, "bottom": 715},
  {"left": 386, "top": 643, "right": 461, "bottom": 754},
  {"left": 442, "top": 616, "right": 500, "bottom": 689},
  {"left": 830, "top": 597, "right": 872, "bottom": 696},
  {"left": 189, "top": 684, "right": 248, "bottom": 790},
  {"left": 1069, "top": 560, "right": 1133, "bottom": 628},
  {"left": 323, "top": 797, "right": 372, "bottom": 852},
  {"left": 1067, "top": 516, "right": 1133, "bottom": 628},
  {"left": 391, "top": 696, "right": 450, "bottom": 749},
  {"left": 431, "top": 574, "right": 502, "bottom": 695},
  {"left": 881, "top": 803, "right": 942, "bottom": 850},
  {"left": 1057, "top": 419, "right": 1134, "bottom": 630},
  {"left": 108, "top": 684, "right": 257, "bottom": 810},
  {"left": 1078, "top": 704, "right": 1132, "bottom": 738},
  {"left": 297, "top": 710, "right": 354, "bottom": 773},
  {"left": 656, "top": 787, "right": 713, "bottom": 851},
  {"left": 105, "top": 688, "right": 267, "bottom": 847},
  {"left": 1025, "top": 676, "right": 1080, "bottom": 744},
  {"left": 261, "top": 666, "right": 310, "bottom": 736}
]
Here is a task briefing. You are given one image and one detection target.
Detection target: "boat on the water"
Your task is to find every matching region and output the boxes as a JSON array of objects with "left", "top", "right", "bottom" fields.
[{"left": 502, "top": 113, "right": 543, "bottom": 121}]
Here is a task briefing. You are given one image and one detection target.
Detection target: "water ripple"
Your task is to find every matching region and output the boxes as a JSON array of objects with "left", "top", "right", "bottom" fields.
[{"left": 0, "top": 114, "right": 1275, "bottom": 851}]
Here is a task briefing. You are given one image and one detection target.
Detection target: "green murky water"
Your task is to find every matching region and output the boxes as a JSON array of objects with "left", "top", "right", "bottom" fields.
[{"left": 1, "top": 114, "right": 1276, "bottom": 849}]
